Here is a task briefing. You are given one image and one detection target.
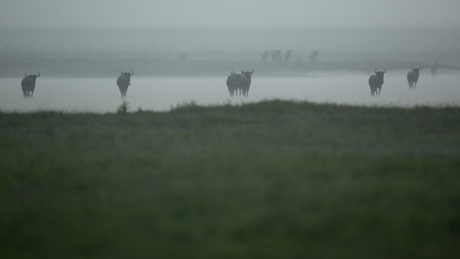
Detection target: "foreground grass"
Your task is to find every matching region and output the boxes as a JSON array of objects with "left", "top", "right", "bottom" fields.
[{"left": 1, "top": 100, "right": 460, "bottom": 258}]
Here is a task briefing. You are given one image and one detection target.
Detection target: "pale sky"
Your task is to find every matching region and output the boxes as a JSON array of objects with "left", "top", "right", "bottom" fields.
[{"left": 1, "top": 0, "right": 460, "bottom": 28}]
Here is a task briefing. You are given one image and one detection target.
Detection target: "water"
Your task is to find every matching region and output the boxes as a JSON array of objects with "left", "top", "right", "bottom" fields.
[{"left": 1, "top": 73, "right": 460, "bottom": 113}]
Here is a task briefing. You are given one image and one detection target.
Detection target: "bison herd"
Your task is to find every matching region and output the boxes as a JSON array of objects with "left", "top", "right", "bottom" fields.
[
  {"left": 20, "top": 65, "right": 428, "bottom": 99},
  {"left": 226, "top": 70, "right": 254, "bottom": 97},
  {"left": 367, "top": 66, "right": 424, "bottom": 96},
  {"left": 19, "top": 71, "right": 136, "bottom": 99},
  {"left": 262, "top": 50, "right": 318, "bottom": 64}
]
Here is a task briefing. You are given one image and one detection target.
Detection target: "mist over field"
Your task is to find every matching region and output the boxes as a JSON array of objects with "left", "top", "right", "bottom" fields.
[
  {"left": 1, "top": 1, "right": 460, "bottom": 78},
  {"left": 1, "top": 26, "right": 460, "bottom": 78},
  {"left": 1, "top": 26, "right": 460, "bottom": 52},
  {"left": 1, "top": 1, "right": 460, "bottom": 110},
  {"left": 1, "top": 25, "right": 460, "bottom": 110},
  {"left": 2, "top": 2, "right": 460, "bottom": 258}
]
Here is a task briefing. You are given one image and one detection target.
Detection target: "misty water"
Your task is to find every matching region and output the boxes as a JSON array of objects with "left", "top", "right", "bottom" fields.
[
  {"left": 1, "top": 72, "right": 459, "bottom": 113},
  {"left": 2, "top": 26, "right": 460, "bottom": 113}
]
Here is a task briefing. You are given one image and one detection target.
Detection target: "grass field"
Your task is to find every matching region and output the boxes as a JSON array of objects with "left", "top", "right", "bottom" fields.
[{"left": 1, "top": 100, "right": 460, "bottom": 258}]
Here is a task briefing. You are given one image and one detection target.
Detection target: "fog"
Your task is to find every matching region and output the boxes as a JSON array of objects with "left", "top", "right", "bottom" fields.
[
  {"left": 1, "top": 1, "right": 460, "bottom": 111},
  {"left": 2, "top": 26, "right": 460, "bottom": 52},
  {"left": 1, "top": 73, "right": 460, "bottom": 113},
  {"left": 1, "top": 1, "right": 460, "bottom": 51},
  {"left": 2, "top": 0, "right": 460, "bottom": 28}
]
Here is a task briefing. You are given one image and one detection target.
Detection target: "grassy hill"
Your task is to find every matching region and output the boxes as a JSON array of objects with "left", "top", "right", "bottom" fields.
[{"left": 1, "top": 100, "right": 460, "bottom": 258}]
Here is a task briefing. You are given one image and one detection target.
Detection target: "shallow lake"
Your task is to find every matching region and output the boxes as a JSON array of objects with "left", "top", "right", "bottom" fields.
[{"left": 1, "top": 73, "right": 460, "bottom": 113}]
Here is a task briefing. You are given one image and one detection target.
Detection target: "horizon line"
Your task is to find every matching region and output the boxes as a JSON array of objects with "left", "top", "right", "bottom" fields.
[{"left": 1, "top": 24, "right": 460, "bottom": 29}]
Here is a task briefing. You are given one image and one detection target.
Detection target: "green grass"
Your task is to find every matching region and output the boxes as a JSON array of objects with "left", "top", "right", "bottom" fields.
[{"left": 1, "top": 100, "right": 460, "bottom": 258}]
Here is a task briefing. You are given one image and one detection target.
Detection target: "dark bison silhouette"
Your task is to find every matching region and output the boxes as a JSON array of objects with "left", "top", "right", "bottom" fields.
[
  {"left": 117, "top": 71, "right": 134, "bottom": 98},
  {"left": 407, "top": 67, "right": 422, "bottom": 88},
  {"left": 226, "top": 71, "right": 241, "bottom": 97},
  {"left": 368, "top": 69, "right": 386, "bottom": 96},
  {"left": 238, "top": 69, "right": 254, "bottom": 97},
  {"left": 21, "top": 72, "right": 40, "bottom": 98}
]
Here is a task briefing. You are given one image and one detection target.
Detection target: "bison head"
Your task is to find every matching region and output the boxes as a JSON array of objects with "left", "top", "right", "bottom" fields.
[
  {"left": 121, "top": 71, "right": 134, "bottom": 77},
  {"left": 375, "top": 69, "right": 386, "bottom": 77},
  {"left": 24, "top": 72, "right": 40, "bottom": 78},
  {"left": 241, "top": 69, "right": 254, "bottom": 78}
]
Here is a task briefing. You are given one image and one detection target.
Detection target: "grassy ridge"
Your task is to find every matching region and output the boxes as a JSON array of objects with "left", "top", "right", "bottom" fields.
[{"left": 1, "top": 100, "right": 460, "bottom": 258}]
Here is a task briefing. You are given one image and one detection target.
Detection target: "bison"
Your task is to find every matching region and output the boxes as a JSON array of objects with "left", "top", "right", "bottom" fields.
[
  {"left": 368, "top": 69, "right": 386, "bottom": 96},
  {"left": 238, "top": 69, "right": 254, "bottom": 97},
  {"left": 407, "top": 67, "right": 422, "bottom": 88},
  {"left": 226, "top": 71, "right": 241, "bottom": 97},
  {"left": 117, "top": 71, "right": 134, "bottom": 98},
  {"left": 21, "top": 72, "right": 40, "bottom": 98}
]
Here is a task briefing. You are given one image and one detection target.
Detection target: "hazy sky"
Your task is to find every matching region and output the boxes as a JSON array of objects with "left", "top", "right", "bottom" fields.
[{"left": 2, "top": 0, "right": 460, "bottom": 28}]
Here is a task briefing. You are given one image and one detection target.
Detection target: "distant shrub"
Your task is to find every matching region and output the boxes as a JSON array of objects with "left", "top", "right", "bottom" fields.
[{"left": 117, "top": 101, "right": 130, "bottom": 114}]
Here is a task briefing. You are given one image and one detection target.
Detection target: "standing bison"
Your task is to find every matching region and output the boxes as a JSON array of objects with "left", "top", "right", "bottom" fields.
[
  {"left": 117, "top": 71, "right": 134, "bottom": 98},
  {"left": 368, "top": 69, "right": 386, "bottom": 96},
  {"left": 238, "top": 69, "right": 254, "bottom": 97},
  {"left": 226, "top": 71, "right": 241, "bottom": 97},
  {"left": 21, "top": 72, "right": 40, "bottom": 98},
  {"left": 407, "top": 67, "right": 422, "bottom": 88}
]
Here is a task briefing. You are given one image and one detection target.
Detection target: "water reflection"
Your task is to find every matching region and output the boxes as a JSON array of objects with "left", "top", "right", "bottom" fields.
[{"left": 0, "top": 73, "right": 459, "bottom": 113}]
